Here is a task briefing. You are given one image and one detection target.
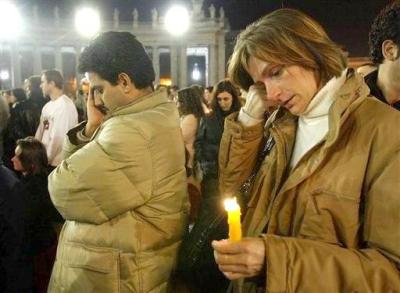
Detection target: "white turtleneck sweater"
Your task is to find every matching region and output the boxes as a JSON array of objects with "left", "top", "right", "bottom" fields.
[{"left": 289, "top": 71, "right": 347, "bottom": 169}]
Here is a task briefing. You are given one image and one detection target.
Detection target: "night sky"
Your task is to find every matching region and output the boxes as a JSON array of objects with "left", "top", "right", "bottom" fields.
[{"left": 16, "top": 0, "right": 391, "bottom": 56}]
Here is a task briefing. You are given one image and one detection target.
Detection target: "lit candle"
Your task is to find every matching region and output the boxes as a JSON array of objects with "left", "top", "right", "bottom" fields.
[{"left": 224, "top": 197, "right": 242, "bottom": 242}]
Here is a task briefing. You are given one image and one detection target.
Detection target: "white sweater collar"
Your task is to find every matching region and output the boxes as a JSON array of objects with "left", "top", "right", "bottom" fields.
[{"left": 301, "top": 70, "right": 347, "bottom": 120}]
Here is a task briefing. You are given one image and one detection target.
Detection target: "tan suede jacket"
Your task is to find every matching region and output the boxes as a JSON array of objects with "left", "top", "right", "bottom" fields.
[{"left": 219, "top": 72, "right": 400, "bottom": 292}]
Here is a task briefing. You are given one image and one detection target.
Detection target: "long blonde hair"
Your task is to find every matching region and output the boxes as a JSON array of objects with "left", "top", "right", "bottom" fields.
[{"left": 228, "top": 8, "right": 347, "bottom": 90}]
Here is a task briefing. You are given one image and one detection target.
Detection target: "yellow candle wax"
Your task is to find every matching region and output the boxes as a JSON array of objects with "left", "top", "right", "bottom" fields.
[{"left": 224, "top": 197, "right": 242, "bottom": 242}]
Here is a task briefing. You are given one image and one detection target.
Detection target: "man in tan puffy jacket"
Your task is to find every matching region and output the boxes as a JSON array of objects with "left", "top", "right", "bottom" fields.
[{"left": 48, "top": 32, "right": 188, "bottom": 292}]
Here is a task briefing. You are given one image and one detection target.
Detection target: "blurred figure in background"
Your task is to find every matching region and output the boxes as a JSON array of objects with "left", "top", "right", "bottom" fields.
[
  {"left": 0, "top": 93, "right": 10, "bottom": 158},
  {"left": 169, "top": 84, "right": 179, "bottom": 101},
  {"left": 2, "top": 89, "right": 15, "bottom": 109},
  {"left": 176, "top": 80, "right": 242, "bottom": 293},
  {"left": 11, "top": 137, "right": 59, "bottom": 293},
  {"left": 2, "top": 88, "right": 31, "bottom": 169},
  {"left": 366, "top": 1, "right": 400, "bottom": 110},
  {"left": 204, "top": 86, "right": 214, "bottom": 106},
  {"left": 0, "top": 160, "right": 33, "bottom": 293},
  {"left": 74, "top": 78, "right": 89, "bottom": 122},
  {"left": 191, "top": 84, "right": 210, "bottom": 115},
  {"left": 35, "top": 70, "right": 78, "bottom": 169},
  {"left": 177, "top": 87, "right": 205, "bottom": 222},
  {"left": 26, "top": 75, "right": 48, "bottom": 110}
]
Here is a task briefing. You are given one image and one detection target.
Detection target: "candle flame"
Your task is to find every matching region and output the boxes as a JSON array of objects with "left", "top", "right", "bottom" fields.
[{"left": 224, "top": 197, "right": 240, "bottom": 211}]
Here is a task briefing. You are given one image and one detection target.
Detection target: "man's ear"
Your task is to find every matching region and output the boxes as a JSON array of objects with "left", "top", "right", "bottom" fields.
[
  {"left": 382, "top": 40, "right": 399, "bottom": 61},
  {"left": 117, "top": 73, "right": 133, "bottom": 93}
]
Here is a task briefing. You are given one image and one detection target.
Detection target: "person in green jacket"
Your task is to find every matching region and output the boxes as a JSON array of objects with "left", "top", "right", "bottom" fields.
[{"left": 48, "top": 31, "right": 188, "bottom": 293}]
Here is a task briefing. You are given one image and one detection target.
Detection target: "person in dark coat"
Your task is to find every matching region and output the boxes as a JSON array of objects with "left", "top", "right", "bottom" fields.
[
  {"left": 0, "top": 161, "right": 33, "bottom": 293},
  {"left": 26, "top": 75, "right": 48, "bottom": 113},
  {"left": 3, "top": 86, "right": 42, "bottom": 169},
  {"left": 178, "top": 79, "right": 242, "bottom": 293},
  {"left": 195, "top": 79, "right": 242, "bottom": 193},
  {"left": 11, "top": 137, "right": 59, "bottom": 293}
]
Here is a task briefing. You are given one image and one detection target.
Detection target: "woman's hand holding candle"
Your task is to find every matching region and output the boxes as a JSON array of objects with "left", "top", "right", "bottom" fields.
[{"left": 212, "top": 238, "right": 266, "bottom": 280}]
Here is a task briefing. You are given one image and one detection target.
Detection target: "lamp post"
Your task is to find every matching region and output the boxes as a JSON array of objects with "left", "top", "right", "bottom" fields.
[
  {"left": 0, "top": 1, "right": 23, "bottom": 87},
  {"left": 165, "top": 5, "right": 190, "bottom": 88},
  {"left": 0, "top": 1, "right": 23, "bottom": 40},
  {"left": 165, "top": 5, "right": 190, "bottom": 36}
]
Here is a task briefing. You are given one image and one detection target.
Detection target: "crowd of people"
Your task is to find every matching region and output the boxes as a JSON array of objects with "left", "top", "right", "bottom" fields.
[{"left": 0, "top": 1, "right": 399, "bottom": 293}]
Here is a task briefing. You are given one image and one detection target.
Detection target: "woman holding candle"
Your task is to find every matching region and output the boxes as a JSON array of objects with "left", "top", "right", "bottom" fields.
[{"left": 212, "top": 8, "right": 400, "bottom": 292}]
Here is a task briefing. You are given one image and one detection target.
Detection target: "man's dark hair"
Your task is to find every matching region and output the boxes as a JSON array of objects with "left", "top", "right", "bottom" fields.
[
  {"left": 43, "top": 70, "right": 64, "bottom": 90},
  {"left": 16, "top": 136, "right": 48, "bottom": 176},
  {"left": 369, "top": 1, "right": 400, "bottom": 64},
  {"left": 78, "top": 31, "right": 155, "bottom": 89}
]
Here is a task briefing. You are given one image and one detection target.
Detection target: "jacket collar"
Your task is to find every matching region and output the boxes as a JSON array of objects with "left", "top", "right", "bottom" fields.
[
  {"left": 109, "top": 89, "right": 169, "bottom": 117},
  {"left": 268, "top": 69, "right": 370, "bottom": 194}
]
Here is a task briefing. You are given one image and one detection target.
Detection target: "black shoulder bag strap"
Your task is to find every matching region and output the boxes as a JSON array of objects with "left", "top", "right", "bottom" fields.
[{"left": 239, "top": 135, "right": 275, "bottom": 205}]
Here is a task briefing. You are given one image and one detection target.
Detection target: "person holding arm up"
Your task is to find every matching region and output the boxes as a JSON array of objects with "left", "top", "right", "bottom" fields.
[{"left": 213, "top": 8, "right": 400, "bottom": 292}]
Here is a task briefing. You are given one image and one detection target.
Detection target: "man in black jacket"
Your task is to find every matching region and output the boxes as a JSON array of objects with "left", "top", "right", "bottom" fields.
[{"left": 366, "top": 1, "right": 400, "bottom": 110}]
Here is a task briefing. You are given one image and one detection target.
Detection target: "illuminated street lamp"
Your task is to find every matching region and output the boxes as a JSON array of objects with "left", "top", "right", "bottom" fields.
[
  {"left": 165, "top": 5, "right": 190, "bottom": 36},
  {"left": 75, "top": 7, "right": 101, "bottom": 38},
  {"left": 0, "top": 70, "right": 9, "bottom": 80},
  {"left": 0, "top": 1, "right": 23, "bottom": 39}
]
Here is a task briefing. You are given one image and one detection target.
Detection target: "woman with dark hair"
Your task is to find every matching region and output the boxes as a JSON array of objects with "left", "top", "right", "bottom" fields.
[
  {"left": 3, "top": 88, "right": 40, "bottom": 168},
  {"left": 10, "top": 88, "right": 27, "bottom": 106},
  {"left": 177, "top": 87, "right": 205, "bottom": 178},
  {"left": 195, "top": 79, "right": 242, "bottom": 188},
  {"left": 176, "top": 80, "right": 242, "bottom": 292},
  {"left": 11, "top": 137, "right": 59, "bottom": 293},
  {"left": 176, "top": 87, "right": 205, "bottom": 222},
  {"left": 204, "top": 86, "right": 214, "bottom": 106},
  {"left": 26, "top": 75, "right": 47, "bottom": 110}
]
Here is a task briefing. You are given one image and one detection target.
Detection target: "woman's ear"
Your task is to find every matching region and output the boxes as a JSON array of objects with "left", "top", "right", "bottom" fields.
[{"left": 382, "top": 40, "right": 399, "bottom": 61}]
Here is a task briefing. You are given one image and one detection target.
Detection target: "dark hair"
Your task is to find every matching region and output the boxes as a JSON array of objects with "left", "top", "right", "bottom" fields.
[
  {"left": 11, "top": 88, "right": 27, "bottom": 103},
  {"left": 369, "top": 2, "right": 400, "bottom": 64},
  {"left": 78, "top": 31, "right": 155, "bottom": 89},
  {"left": 16, "top": 137, "right": 48, "bottom": 176},
  {"left": 206, "top": 86, "right": 213, "bottom": 92},
  {"left": 43, "top": 70, "right": 64, "bottom": 89},
  {"left": 190, "top": 84, "right": 207, "bottom": 105},
  {"left": 177, "top": 87, "right": 205, "bottom": 118},
  {"left": 27, "top": 75, "right": 44, "bottom": 100},
  {"left": 210, "top": 79, "right": 242, "bottom": 113}
]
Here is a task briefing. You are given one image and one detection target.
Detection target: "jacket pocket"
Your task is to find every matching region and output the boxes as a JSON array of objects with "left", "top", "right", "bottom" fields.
[
  {"left": 56, "top": 242, "right": 120, "bottom": 293},
  {"left": 298, "top": 189, "right": 360, "bottom": 246}
]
